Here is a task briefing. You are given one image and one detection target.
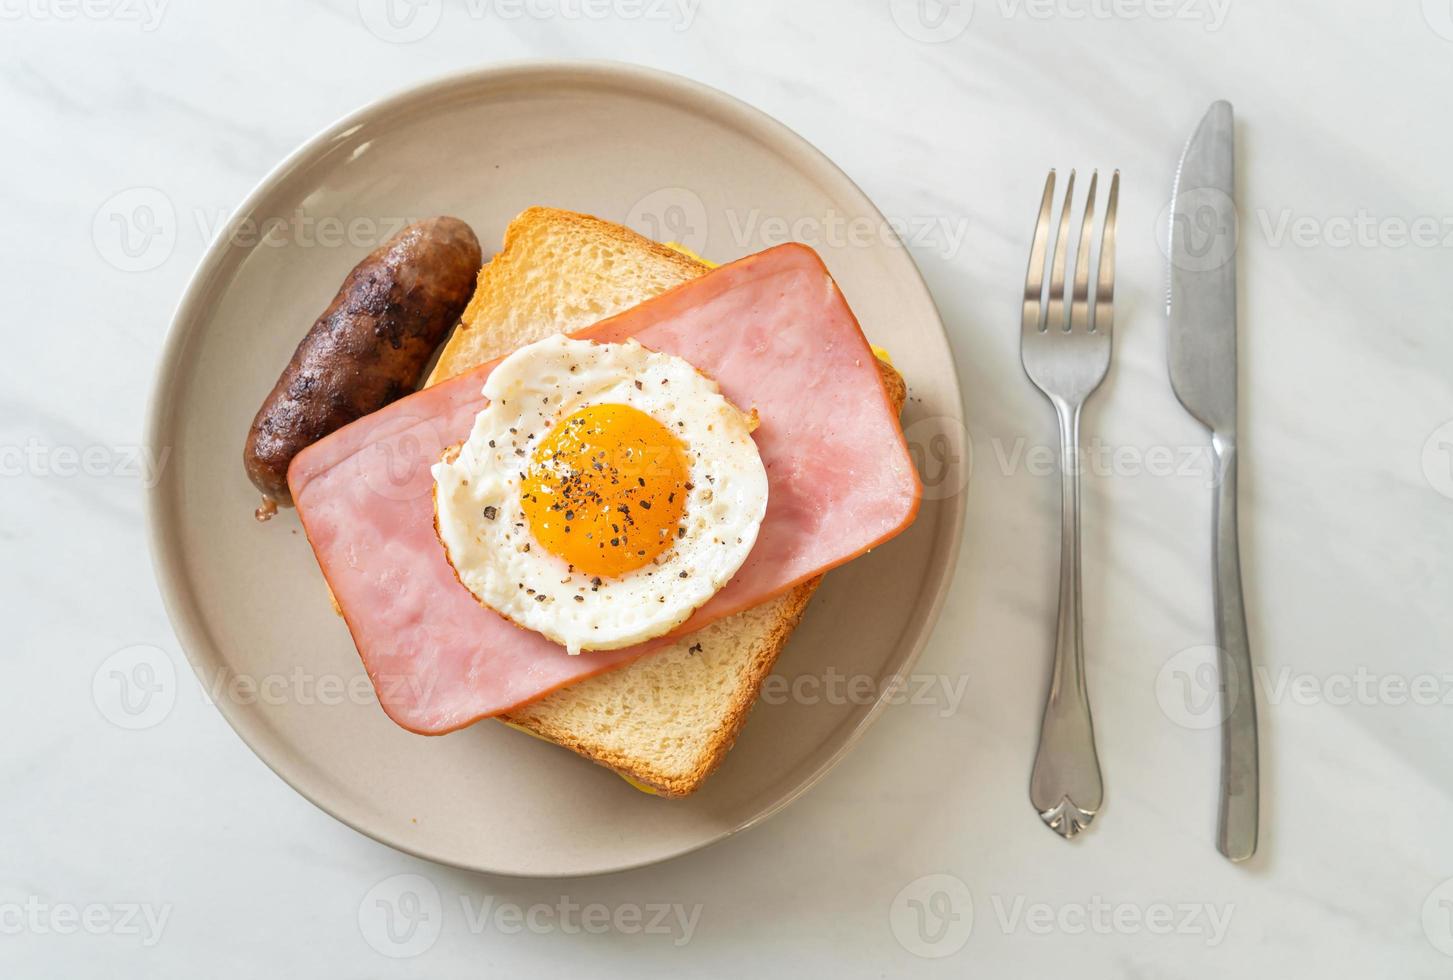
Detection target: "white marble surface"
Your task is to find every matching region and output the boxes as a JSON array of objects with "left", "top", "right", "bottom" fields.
[{"left": 5, "top": 0, "right": 1453, "bottom": 974}]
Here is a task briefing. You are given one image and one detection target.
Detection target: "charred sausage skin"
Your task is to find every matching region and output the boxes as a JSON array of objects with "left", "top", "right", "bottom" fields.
[{"left": 244, "top": 216, "right": 481, "bottom": 505}]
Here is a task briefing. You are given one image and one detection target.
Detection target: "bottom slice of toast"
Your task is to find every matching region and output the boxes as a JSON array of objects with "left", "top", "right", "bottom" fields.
[{"left": 428, "top": 207, "right": 905, "bottom": 797}]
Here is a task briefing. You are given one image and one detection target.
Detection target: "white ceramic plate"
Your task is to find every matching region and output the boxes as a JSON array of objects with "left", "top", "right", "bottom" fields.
[{"left": 147, "top": 62, "right": 965, "bottom": 877}]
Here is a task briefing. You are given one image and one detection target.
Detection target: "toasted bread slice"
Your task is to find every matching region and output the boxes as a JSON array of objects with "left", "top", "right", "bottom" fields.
[
  {"left": 429, "top": 207, "right": 905, "bottom": 797},
  {"left": 425, "top": 208, "right": 705, "bottom": 387}
]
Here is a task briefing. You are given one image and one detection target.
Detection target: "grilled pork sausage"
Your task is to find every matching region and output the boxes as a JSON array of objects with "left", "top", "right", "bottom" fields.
[{"left": 244, "top": 216, "right": 481, "bottom": 506}]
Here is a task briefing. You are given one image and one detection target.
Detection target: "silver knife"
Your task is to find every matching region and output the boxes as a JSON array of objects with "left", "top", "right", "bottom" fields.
[{"left": 1166, "top": 100, "right": 1260, "bottom": 862}]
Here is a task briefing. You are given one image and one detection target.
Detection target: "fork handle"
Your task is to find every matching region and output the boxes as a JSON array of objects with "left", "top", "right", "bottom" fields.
[
  {"left": 1029, "top": 400, "right": 1104, "bottom": 839},
  {"left": 1211, "top": 436, "right": 1259, "bottom": 861}
]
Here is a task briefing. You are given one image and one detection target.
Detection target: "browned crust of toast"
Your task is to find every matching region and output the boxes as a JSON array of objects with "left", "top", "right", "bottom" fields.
[
  {"left": 498, "top": 357, "right": 908, "bottom": 797},
  {"left": 464, "top": 208, "right": 704, "bottom": 321},
  {"left": 427, "top": 208, "right": 707, "bottom": 388},
  {"left": 501, "top": 575, "right": 822, "bottom": 798}
]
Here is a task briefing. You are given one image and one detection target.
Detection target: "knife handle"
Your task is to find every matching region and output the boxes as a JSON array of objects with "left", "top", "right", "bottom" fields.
[{"left": 1212, "top": 436, "right": 1259, "bottom": 861}]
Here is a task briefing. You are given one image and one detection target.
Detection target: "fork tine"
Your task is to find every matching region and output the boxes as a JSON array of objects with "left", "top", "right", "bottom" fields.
[
  {"left": 1093, "top": 170, "right": 1119, "bottom": 334},
  {"left": 1022, "top": 170, "right": 1056, "bottom": 334},
  {"left": 1070, "top": 171, "right": 1098, "bottom": 331},
  {"left": 1046, "top": 170, "right": 1075, "bottom": 332}
]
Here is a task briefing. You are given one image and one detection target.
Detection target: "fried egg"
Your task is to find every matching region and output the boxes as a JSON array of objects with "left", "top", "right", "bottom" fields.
[{"left": 432, "top": 334, "right": 768, "bottom": 654}]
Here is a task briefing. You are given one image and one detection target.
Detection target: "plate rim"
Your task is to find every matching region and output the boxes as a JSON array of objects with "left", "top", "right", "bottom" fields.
[{"left": 145, "top": 59, "right": 967, "bottom": 878}]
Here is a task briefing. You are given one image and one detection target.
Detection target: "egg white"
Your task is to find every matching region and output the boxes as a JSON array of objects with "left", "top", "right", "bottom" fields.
[{"left": 432, "top": 334, "right": 768, "bottom": 654}]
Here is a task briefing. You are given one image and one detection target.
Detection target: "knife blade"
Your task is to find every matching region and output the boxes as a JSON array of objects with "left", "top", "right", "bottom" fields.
[
  {"left": 1166, "top": 100, "right": 1260, "bottom": 863},
  {"left": 1168, "top": 100, "right": 1238, "bottom": 433}
]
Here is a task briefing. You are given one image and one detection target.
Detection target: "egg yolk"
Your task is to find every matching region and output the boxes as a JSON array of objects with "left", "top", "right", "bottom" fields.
[{"left": 520, "top": 404, "right": 690, "bottom": 578}]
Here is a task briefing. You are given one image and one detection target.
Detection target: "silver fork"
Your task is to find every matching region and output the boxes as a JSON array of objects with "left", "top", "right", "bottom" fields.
[{"left": 1021, "top": 169, "right": 1119, "bottom": 840}]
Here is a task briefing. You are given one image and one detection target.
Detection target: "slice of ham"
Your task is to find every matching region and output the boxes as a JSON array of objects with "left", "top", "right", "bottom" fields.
[{"left": 289, "top": 244, "right": 921, "bottom": 734}]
